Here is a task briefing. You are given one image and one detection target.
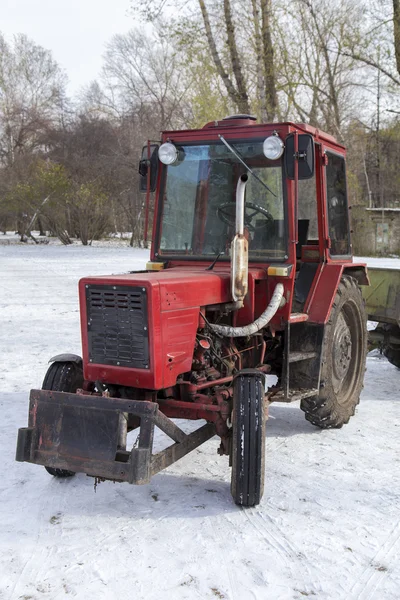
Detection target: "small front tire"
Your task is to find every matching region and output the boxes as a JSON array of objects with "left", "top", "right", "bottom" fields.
[
  {"left": 42, "top": 359, "right": 84, "bottom": 479},
  {"left": 231, "top": 371, "right": 266, "bottom": 507},
  {"left": 45, "top": 466, "right": 75, "bottom": 478}
]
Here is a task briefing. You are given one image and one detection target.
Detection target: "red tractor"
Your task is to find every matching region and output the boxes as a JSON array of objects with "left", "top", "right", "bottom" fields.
[{"left": 16, "top": 116, "right": 368, "bottom": 507}]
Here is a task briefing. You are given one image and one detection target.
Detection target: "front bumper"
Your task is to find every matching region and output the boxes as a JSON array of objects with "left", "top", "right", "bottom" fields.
[{"left": 16, "top": 390, "right": 215, "bottom": 484}]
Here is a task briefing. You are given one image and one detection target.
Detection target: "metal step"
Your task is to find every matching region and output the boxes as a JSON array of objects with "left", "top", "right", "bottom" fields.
[
  {"left": 289, "top": 351, "right": 318, "bottom": 363},
  {"left": 289, "top": 312, "right": 309, "bottom": 323},
  {"left": 269, "top": 388, "right": 319, "bottom": 403}
]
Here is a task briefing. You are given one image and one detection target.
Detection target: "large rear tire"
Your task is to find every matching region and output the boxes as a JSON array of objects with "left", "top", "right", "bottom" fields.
[
  {"left": 301, "top": 276, "right": 367, "bottom": 428},
  {"left": 231, "top": 371, "right": 266, "bottom": 507},
  {"left": 42, "top": 360, "right": 84, "bottom": 478}
]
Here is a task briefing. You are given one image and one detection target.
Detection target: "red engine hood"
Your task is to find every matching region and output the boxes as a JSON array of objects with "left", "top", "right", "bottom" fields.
[
  {"left": 78, "top": 266, "right": 280, "bottom": 390},
  {"left": 80, "top": 265, "right": 273, "bottom": 307},
  {"left": 145, "top": 268, "right": 233, "bottom": 309},
  {"left": 78, "top": 268, "right": 241, "bottom": 390}
]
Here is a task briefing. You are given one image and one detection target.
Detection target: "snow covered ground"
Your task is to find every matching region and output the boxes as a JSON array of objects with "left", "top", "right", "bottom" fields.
[{"left": 0, "top": 245, "right": 399, "bottom": 600}]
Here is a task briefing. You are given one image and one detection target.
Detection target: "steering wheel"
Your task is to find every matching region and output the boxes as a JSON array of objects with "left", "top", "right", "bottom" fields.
[{"left": 217, "top": 202, "right": 274, "bottom": 233}]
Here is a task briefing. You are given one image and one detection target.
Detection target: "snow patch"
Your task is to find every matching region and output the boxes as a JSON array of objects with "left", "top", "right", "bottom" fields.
[{"left": 1, "top": 247, "right": 399, "bottom": 599}]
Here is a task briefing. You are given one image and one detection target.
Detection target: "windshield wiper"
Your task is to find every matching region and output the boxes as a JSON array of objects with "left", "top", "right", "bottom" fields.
[
  {"left": 206, "top": 251, "right": 224, "bottom": 271},
  {"left": 218, "top": 135, "right": 277, "bottom": 198}
]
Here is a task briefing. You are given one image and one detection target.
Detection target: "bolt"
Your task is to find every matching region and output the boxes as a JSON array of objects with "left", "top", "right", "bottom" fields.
[
  {"left": 142, "top": 288, "right": 145, "bottom": 292},
  {"left": 113, "top": 286, "right": 116, "bottom": 290},
  {"left": 144, "top": 326, "right": 147, "bottom": 331},
  {"left": 117, "top": 361, "right": 120, "bottom": 365},
  {"left": 90, "top": 359, "right": 93, "bottom": 362}
]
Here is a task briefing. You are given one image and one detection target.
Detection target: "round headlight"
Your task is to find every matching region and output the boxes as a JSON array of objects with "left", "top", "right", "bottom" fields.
[
  {"left": 158, "top": 142, "right": 178, "bottom": 165},
  {"left": 263, "top": 135, "right": 284, "bottom": 160}
]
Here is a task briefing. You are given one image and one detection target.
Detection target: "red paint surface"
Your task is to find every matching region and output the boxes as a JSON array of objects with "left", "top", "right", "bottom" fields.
[{"left": 79, "top": 266, "right": 294, "bottom": 390}]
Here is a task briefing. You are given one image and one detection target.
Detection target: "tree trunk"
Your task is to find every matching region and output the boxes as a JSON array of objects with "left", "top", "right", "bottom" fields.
[
  {"left": 260, "top": 0, "right": 278, "bottom": 121},
  {"left": 223, "top": 0, "right": 250, "bottom": 113},
  {"left": 394, "top": 0, "right": 400, "bottom": 75},
  {"left": 198, "top": 0, "right": 248, "bottom": 112},
  {"left": 251, "top": 0, "right": 267, "bottom": 121},
  {"left": 302, "top": 0, "right": 342, "bottom": 139},
  {"left": 37, "top": 216, "right": 46, "bottom": 237}
]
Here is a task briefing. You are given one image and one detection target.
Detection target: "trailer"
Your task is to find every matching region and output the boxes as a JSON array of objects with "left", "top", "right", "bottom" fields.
[
  {"left": 363, "top": 267, "right": 400, "bottom": 368},
  {"left": 17, "top": 116, "right": 375, "bottom": 506}
]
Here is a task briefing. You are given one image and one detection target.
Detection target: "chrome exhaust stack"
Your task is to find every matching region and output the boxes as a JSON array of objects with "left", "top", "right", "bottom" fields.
[
  {"left": 210, "top": 171, "right": 285, "bottom": 337},
  {"left": 231, "top": 174, "right": 249, "bottom": 306}
]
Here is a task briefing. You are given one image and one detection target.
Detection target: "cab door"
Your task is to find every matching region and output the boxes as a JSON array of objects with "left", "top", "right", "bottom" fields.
[{"left": 324, "top": 150, "right": 351, "bottom": 258}]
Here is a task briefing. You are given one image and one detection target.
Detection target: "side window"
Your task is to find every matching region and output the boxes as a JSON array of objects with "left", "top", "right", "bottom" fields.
[
  {"left": 298, "top": 174, "right": 318, "bottom": 241},
  {"left": 326, "top": 152, "right": 350, "bottom": 255}
]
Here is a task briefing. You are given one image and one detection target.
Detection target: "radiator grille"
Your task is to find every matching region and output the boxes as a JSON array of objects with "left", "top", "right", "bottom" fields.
[{"left": 86, "top": 285, "right": 149, "bottom": 369}]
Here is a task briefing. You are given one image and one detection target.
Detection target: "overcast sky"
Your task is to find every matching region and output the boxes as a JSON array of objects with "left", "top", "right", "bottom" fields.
[{"left": 1, "top": 0, "right": 134, "bottom": 95}]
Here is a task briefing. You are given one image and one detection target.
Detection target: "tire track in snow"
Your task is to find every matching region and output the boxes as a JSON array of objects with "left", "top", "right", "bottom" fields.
[
  {"left": 350, "top": 520, "right": 400, "bottom": 600},
  {"left": 8, "top": 481, "right": 69, "bottom": 599},
  {"left": 204, "top": 516, "right": 243, "bottom": 600},
  {"left": 241, "top": 508, "right": 322, "bottom": 596},
  {"left": 60, "top": 508, "right": 167, "bottom": 569}
]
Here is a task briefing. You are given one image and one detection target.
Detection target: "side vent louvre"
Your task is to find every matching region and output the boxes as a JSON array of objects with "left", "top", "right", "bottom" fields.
[{"left": 86, "top": 285, "right": 149, "bottom": 369}]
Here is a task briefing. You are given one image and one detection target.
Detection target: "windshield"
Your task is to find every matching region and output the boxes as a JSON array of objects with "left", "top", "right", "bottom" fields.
[{"left": 156, "top": 141, "right": 287, "bottom": 260}]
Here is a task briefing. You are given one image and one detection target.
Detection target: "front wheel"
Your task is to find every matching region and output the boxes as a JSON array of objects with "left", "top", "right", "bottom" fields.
[
  {"left": 231, "top": 371, "right": 266, "bottom": 507},
  {"left": 42, "top": 359, "right": 84, "bottom": 478},
  {"left": 45, "top": 466, "right": 75, "bottom": 477}
]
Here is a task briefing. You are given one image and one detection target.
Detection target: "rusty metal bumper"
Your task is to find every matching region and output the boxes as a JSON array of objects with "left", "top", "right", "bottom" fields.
[{"left": 16, "top": 389, "right": 215, "bottom": 484}]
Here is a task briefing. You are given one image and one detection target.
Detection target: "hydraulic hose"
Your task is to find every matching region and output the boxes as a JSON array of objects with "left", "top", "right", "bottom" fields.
[{"left": 208, "top": 283, "right": 284, "bottom": 338}]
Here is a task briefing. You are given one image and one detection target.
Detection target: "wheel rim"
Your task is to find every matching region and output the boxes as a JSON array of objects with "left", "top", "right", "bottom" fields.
[{"left": 332, "top": 300, "right": 362, "bottom": 404}]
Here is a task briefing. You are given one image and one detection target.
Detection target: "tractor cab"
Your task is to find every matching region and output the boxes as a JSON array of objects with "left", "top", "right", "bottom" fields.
[{"left": 141, "top": 117, "right": 358, "bottom": 315}]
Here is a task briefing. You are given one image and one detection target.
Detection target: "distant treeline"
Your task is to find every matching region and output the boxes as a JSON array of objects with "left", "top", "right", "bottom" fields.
[{"left": 1, "top": 0, "right": 400, "bottom": 245}]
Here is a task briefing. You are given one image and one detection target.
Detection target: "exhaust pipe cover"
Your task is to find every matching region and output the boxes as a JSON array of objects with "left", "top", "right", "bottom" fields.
[{"left": 231, "top": 174, "right": 249, "bottom": 303}]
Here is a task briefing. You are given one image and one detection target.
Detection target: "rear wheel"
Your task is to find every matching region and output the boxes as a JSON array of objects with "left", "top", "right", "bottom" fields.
[
  {"left": 231, "top": 371, "right": 266, "bottom": 507},
  {"left": 42, "top": 360, "right": 84, "bottom": 478},
  {"left": 301, "top": 276, "right": 367, "bottom": 428}
]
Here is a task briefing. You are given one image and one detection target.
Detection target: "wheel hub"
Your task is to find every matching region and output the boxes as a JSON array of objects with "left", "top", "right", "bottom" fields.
[{"left": 332, "top": 313, "right": 352, "bottom": 389}]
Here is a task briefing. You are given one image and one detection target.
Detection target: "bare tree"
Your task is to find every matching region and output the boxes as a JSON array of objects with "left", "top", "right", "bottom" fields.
[
  {"left": 130, "top": 0, "right": 279, "bottom": 120},
  {"left": 275, "top": 0, "right": 368, "bottom": 140},
  {"left": 338, "top": 0, "right": 400, "bottom": 87},
  {"left": 0, "top": 33, "right": 66, "bottom": 167},
  {"left": 102, "top": 26, "right": 190, "bottom": 130}
]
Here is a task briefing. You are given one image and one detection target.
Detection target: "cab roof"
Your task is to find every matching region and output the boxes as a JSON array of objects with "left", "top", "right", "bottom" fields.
[{"left": 161, "top": 118, "right": 344, "bottom": 151}]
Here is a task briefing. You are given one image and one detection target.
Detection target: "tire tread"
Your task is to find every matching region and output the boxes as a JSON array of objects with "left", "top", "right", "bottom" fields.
[
  {"left": 42, "top": 360, "right": 83, "bottom": 479},
  {"left": 300, "top": 276, "right": 367, "bottom": 429}
]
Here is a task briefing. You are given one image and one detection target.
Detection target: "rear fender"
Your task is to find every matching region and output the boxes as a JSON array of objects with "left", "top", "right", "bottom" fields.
[{"left": 305, "top": 263, "right": 367, "bottom": 324}]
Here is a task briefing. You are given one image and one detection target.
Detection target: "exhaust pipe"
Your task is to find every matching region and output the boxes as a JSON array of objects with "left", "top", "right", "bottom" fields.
[
  {"left": 208, "top": 283, "right": 284, "bottom": 337},
  {"left": 231, "top": 174, "right": 249, "bottom": 305},
  {"left": 209, "top": 172, "right": 285, "bottom": 337}
]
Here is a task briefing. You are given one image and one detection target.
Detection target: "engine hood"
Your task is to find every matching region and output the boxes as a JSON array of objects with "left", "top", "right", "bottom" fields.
[
  {"left": 79, "top": 266, "right": 271, "bottom": 390},
  {"left": 81, "top": 267, "right": 234, "bottom": 310}
]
